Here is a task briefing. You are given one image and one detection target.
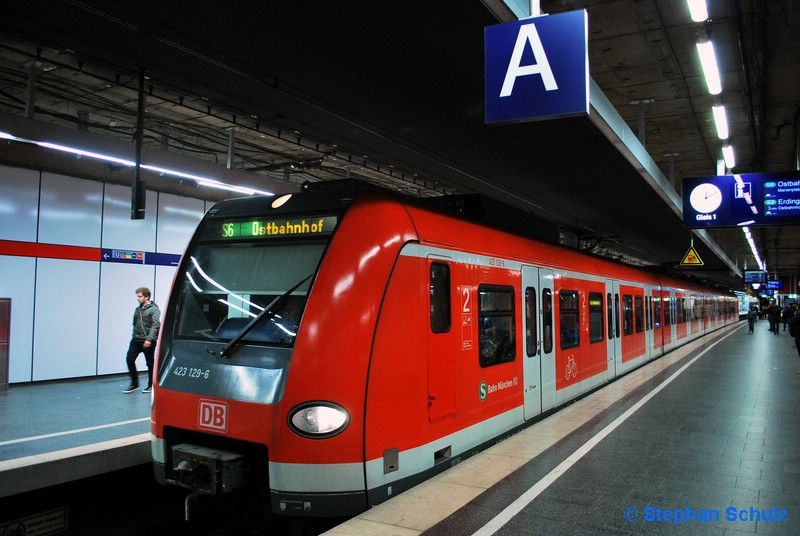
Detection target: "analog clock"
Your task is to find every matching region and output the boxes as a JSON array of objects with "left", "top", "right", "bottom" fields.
[{"left": 689, "top": 183, "right": 722, "bottom": 213}]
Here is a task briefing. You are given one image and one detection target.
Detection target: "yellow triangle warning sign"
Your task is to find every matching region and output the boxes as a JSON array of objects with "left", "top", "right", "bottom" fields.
[{"left": 680, "top": 246, "right": 704, "bottom": 266}]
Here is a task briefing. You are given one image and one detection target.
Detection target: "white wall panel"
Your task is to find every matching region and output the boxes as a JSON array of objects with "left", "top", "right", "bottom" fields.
[
  {"left": 155, "top": 265, "right": 177, "bottom": 310},
  {"left": 156, "top": 193, "right": 205, "bottom": 253},
  {"left": 0, "top": 165, "right": 39, "bottom": 242},
  {"left": 33, "top": 259, "right": 99, "bottom": 380},
  {"left": 97, "top": 263, "right": 155, "bottom": 375},
  {"left": 101, "top": 184, "right": 158, "bottom": 250},
  {"left": 39, "top": 172, "right": 102, "bottom": 247},
  {"left": 0, "top": 256, "right": 36, "bottom": 382}
]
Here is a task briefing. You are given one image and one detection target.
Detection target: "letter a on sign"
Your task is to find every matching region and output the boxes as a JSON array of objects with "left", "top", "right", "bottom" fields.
[
  {"left": 485, "top": 9, "right": 589, "bottom": 124},
  {"left": 500, "top": 24, "right": 557, "bottom": 97}
]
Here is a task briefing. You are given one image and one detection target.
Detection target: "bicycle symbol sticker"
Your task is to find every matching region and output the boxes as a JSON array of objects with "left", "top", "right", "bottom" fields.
[{"left": 565, "top": 355, "right": 577, "bottom": 380}]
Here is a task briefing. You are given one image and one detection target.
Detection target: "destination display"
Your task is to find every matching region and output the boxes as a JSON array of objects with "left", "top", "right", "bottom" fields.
[
  {"left": 204, "top": 215, "right": 338, "bottom": 240},
  {"left": 682, "top": 171, "right": 800, "bottom": 228},
  {"left": 743, "top": 271, "right": 766, "bottom": 284}
]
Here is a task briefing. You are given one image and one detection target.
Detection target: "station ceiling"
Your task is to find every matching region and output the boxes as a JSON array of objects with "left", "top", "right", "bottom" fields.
[{"left": 0, "top": 0, "right": 798, "bottom": 290}]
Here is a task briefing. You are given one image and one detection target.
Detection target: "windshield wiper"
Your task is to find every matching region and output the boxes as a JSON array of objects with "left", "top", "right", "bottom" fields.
[{"left": 219, "top": 274, "right": 313, "bottom": 358}]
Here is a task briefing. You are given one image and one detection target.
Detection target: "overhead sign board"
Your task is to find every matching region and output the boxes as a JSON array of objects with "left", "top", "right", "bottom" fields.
[
  {"left": 682, "top": 171, "right": 800, "bottom": 228},
  {"left": 743, "top": 271, "right": 766, "bottom": 284},
  {"left": 484, "top": 10, "right": 589, "bottom": 124}
]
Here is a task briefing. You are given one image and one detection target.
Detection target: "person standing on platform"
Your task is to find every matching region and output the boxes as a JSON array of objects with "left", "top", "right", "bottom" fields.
[
  {"left": 781, "top": 302, "right": 796, "bottom": 332},
  {"left": 746, "top": 305, "right": 758, "bottom": 334},
  {"left": 766, "top": 300, "right": 782, "bottom": 334},
  {"left": 789, "top": 309, "right": 800, "bottom": 372},
  {"left": 123, "top": 287, "right": 160, "bottom": 394}
]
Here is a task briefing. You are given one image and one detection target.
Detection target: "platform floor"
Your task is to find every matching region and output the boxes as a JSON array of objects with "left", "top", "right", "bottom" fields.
[
  {"left": 325, "top": 321, "right": 800, "bottom": 535},
  {"left": 0, "top": 373, "right": 151, "bottom": 498}
]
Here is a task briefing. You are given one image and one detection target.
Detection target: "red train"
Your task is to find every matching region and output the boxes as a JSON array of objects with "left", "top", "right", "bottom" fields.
[{"left": 151, "top": 181, "right": 737, "bottom": 524}]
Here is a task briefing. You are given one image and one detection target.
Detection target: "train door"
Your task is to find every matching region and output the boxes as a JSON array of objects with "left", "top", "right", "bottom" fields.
[
  {"left": 428, "top": 258, "right": 456, "bottom": 421},
  {"left": 652, "top": 290, "right": 664, "bottom": 353},
  {"left": 662, "top": 290, "right": 674, "bottom": 350},
  {"left": 605, "top": 279, "right": 621, "bottom": 380},
  {"left": 644, "top": 288, "right": 654, "bottom": 360},
  {"left": 521, "top": 266, "right": 555, "bottom": 420}
]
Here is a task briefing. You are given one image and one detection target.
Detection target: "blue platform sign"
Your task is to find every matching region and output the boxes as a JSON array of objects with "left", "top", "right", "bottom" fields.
[
  {"left": 485, "top": 10, "right": 589, "bottom": 124},
  {"left": 101, "top": 248, "right": 181, "bottom": 267}
]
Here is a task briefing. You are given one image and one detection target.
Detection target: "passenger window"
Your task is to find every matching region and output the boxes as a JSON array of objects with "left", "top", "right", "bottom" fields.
[
  {"left": 654, "top": 296, "right": 662, "bottom": 328},
  {"left": 559, "top": 290, "right": 580, "bottom": 349},
  {"left": 430, "top": 263, "right": 451, "bottom": 333},
  {"left": 525, "top": 287, "right": 537, "bottom": 357},
  {"left": 542, "top": 288, "right": 553, "bottom": 354},
  {"left": 607, "top": 292, "right": 614, "bottom": 340},
  {"left": 478, "top": 285, "right": 515, "bottom": 367},
  {"left": 589, "top": 292, "right": 603, "bottom": 343},
  {"left": 634, "top": 295, "right": 644, "bottom": 333},
  {"left": 623, "top": 294, "right": 633, "bottom": 335},
  {"left": 664, "top": 297, "right": 672, "bottom": 326}
]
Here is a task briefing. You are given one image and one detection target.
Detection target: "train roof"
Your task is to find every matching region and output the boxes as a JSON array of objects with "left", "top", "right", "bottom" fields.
[{"left": 209, "top": 180, "right": 735, "bottom": 296}]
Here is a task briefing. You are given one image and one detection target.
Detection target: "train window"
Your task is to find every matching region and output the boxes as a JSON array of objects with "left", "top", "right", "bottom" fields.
[
  {"left": 634, "top": 295, "right": 644, "bottom": 333},
  {"left": 174, "top": 242, "right": 325, "bottom": 346},
  {"left": 654, "top": 296, "right": 662, "bottom": 328},
  {"left": 607, "top": 293, "right": 613, "bottom": 339},
  {"left": 559, "top": 290, "right": 580, "bottom": 349},
  {"left": 622, "top": 294, "right": 633, "bottom": 335},
  {"left": 646, "top": 296, "right": 651, "bottom": 330},
  {"left": 614, "top": 293, "right": 620, "bottom": 337},
  {"left": 664, "top": 297, "right": 672, "bottom": 326},
  {"left": 478, "top": 285, "right": 515, "bottom": 367},
  {"left": 430, "top": 263, "right": 451, "bottom": 333},
  {"left": 542, "top": 288, "right": 553, "bottom": 354},
  {"left": 525, "top": 287, "right": 537, "bottom": 357},
  {"left": 589, "top": 292, "right": 603, "bottom": 343}
]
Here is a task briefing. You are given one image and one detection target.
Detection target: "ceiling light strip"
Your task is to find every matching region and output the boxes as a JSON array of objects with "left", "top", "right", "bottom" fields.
[{"left": 2, "top": 132, "right": 271, "bottom": 196}]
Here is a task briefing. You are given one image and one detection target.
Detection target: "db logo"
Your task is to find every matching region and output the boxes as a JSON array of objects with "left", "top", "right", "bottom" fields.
[{"left": 198, "top": 399, "right": 228, "bottom": 433}]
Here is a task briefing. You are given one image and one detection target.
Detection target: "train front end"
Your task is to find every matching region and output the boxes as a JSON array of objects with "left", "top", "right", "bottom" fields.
[{"left": 150, "top": 188, "right": 405, "bottom": 522}]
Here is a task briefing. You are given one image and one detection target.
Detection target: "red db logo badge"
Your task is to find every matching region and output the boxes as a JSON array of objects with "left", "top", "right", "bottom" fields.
[{"left": 198, "top": 399, "right": 228, "bottom": 433}]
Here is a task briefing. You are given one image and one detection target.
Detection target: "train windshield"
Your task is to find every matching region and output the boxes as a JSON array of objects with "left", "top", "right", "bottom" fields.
[{"left": 173, "top": 240, "right": 325, "bottom": 346}]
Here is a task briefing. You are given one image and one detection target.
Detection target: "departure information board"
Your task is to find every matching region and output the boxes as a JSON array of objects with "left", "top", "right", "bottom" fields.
[
  {"left": 682, "top": 171, "right": 800, "bottom": 228},
  {"left": 743, "top": 271, "right": 766, "bottom": 284}
]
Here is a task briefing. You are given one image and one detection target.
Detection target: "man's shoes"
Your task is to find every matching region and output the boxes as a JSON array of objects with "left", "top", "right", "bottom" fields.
[
  {"left": 123, "top": 385, "right": 139, "bottom": 394},
  {"left": 142, "top": 386, "right": 152, "bottom": 394}
]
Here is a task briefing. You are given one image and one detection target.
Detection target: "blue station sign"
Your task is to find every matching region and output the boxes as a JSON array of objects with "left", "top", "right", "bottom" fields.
[
  {"left": 484, "top": 10, "right": 589, "bottom": 124},
  {"left": 101, "top": 248, "right": 181, "bottom": 266}
]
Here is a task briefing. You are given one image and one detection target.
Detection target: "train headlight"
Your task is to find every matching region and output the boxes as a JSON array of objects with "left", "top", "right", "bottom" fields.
[{"left": 288, "top": 402, "right": 349, "bottom": 438}]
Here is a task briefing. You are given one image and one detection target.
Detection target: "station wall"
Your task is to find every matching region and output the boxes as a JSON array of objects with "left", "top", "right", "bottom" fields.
[{"left": 0, "top": 164, "right": 216, "bottom": 383}]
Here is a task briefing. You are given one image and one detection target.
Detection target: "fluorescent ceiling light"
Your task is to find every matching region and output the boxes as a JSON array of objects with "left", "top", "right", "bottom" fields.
[
  {"left": 5, "top": 133, "right": 272, "bottom": 196},
  {"left": 37, "top": 141, "right": 136, "bottom": 167},
  {"left": 711, "top": 105, "right": 729, "bottom": 139},
  {"left": 722, "top": 145, "right": 735, "bottom": 169},
  {"left": 696, "top": 40, "right": 722, "bottom": 95},
  {"left": 687, "top": 0, "right": 709, "bottom": 22},
  {"left": 741, "top": 226, "right": 764, "bottom": 271}
]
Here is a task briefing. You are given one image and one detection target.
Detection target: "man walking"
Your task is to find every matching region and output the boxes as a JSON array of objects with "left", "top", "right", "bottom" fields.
[{"left": 123, "top": 287, "right": 160, "bottom": 393}]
